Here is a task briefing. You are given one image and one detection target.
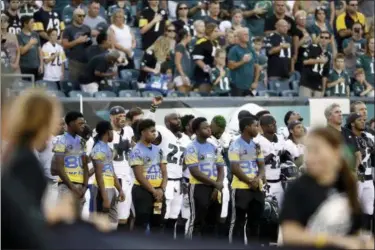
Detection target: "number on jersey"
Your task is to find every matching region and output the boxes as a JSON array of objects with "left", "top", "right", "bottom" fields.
[
  {"left": 47, "top": 18, "right": 61, "bottom": 36},
  {"left": 166, "top": 143, "right": 186, "bottom": 165}
]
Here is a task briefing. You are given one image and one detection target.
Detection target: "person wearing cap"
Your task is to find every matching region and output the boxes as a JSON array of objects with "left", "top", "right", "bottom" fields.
[
  {"left": 346, "top": 112, "right": 375, "bottom": 232},
  {"left": 254, "top": 115, "right": 286, "bottom": 207},
  {"left": 283, "top": 120, "right": 305, "bottom": 168},
  {"left": 277, "top": 110, "right": 304, "bottom": 140},
  {"left": 78, "top": 51, "right": 120, "bottom": 95}
]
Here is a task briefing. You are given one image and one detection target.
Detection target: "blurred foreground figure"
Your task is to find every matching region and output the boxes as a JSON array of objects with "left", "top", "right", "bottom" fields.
[
  {"left": 1, "top": 88, "right": 62, "bottom": 249},
  {"left": 279, "top": 127, "right": 374, "bottom": 249}
]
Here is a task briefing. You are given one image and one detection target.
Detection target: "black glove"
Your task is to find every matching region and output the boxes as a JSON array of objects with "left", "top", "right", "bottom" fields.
[{"left": 264, "top": 153, "right": 276, "bottom": 165}]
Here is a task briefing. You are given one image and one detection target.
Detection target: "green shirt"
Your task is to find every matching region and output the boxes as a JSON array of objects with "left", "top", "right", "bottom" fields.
[
  {"left": 352, "top": 80, "right": 365, "bottom": 96},
  {"left": 210, "top": 66, "right": 231, "bottom": 92},
  {"left": 356, "top": 54, "right": 375, "bottom": 87},
  {"left": 326, "top": 69, "right": 350, "bottom": 97}
]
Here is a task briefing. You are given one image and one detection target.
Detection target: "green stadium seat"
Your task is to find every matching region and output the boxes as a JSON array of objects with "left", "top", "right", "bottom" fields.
[
  {"left": 119, "top": 90, "right": 140, "bottom": 97},
  {"left": 94, "top": 91, "right": 117, "bottom": 98},
  {"left": 69, "top": 91, "right": 92, "bottom": 98}
]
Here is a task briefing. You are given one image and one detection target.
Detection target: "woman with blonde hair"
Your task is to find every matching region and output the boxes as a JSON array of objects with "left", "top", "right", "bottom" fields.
[{"left": 108, "top": 8, "right": 136, "bottom": 70}]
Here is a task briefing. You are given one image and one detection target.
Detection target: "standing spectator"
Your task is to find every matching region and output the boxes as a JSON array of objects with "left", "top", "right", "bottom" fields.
[
  {"left": 108, "top": 8, "right": 136, "bottom": 70},
  {"left": 352, "top": 68, "right": 374, "bottom": 97},
  {"left": 19, "top": 0, "right": 40, "bottom": 18},
  {"left": 192, "top": 23, "right": 220, "bottom": 93},
  {"left": 342, "top": 22, "right": 366, "bottom": 77},
  {"left": 42, "top": 28, "right": 66, "bottom": 90},
  {"left": 138, "top": 0, "right": 168, "bottom": 50},
  {"left": 33, "top": 0, "right": 65, "bottom": 45},
  {"left": 5, "top": 0, "right": 22, "bottom": 35},
  {"left": 307, "top": 7, "right": 335, "bottom": 44},
  {"left": 79, "top": 51, "right": 120, "bottom": 95},
  {"left": 293, "top": 1, "right": 335, "bottom": 28},
  {"left": 173, "top": 3, "right": 194, "bottom": 36},
  {"left": 62, "top": 8, "right": 92, "bottom": 84},
  {"left": 1, "top": 14, "right": 20, "bottom": 73},
  {"left": 293, "top": 10, "right": 313, "bottom": 74},
  {"left": 335, "top": 0, "right": 366, "bottom": 52},
  {"left": 265, "top": 19, "right": 294, "bottom": 88},
  {"left": 17, "top": 15, "right": 43, "bottom": 81},
  {"left": 210, "top": 49, "right": 231, "bottom": 94},
  {"left": 188, "top": 0, "right": 209, "bottom": 22},
  {"left": 356, "top": 36, "right": 374, "bottom": 87},
  {"left": 86, "top": 32, "right": 111, "bottom": 58},
  {"left": 107, "top": 0, "right": 133, "bottom": 26},
  {"left": 264, "top": 1, "right": 297, "bottom": 37},
  {"left": 326, "top": 53, "right": 351, "bottom": 97},
  {"left": 62, "top": 0, "right": 87, "bottom": 25},
  {"left": 173, "top": 29, "right": 192, "bottom": 94},
  {"left": 190, "top": 20, "right": 205, "bottom": 52},
  {"left": 83, "top": 0, "right": 107, "bottom": 45},
  {"left": 237, "top": 1, "right": 269, "bottom": 37},
  {"left": 228, "top": 28, "right": 259, "bottom": 97},
  {"left": 230, "top": 9, "right": 244, "bottom": 32},
  {"left": 204, "top": 1, "right": 221, "bottom": 25}
]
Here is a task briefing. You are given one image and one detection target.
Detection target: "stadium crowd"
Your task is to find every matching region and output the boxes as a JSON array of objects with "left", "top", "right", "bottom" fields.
[
  {"left": 0, "top": 0, "right": 374, "bottom": 97},
  {"left": 1, "top": 86, "right": 375, "bottom": 248}
]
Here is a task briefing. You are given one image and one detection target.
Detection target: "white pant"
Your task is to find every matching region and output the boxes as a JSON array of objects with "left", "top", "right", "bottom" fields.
[
  {"left": 165, "top": 180, "right": 183, "bottom": 219},
  {"left": 220, "top": 179, "right": 230, "bottom": 218},
  {"left": 81, "top": 187, "right": 91, "bottom": 220},
  {"left": 118, "top": 177, "right": 134, "bottom": 220},
  {"left": 357, "top": 180, "right": 375, "bottom": 215},
  {"left": 81, "top": 82, "right": 99, "bottom": 95},
  {"left": 42, "top": 181, "right": 59, "bottom": 213},
  {"left": 268, "top": 181, "right": 284, "bottom": 208}
]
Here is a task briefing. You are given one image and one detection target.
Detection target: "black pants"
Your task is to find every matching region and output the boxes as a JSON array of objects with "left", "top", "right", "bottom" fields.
[
  {"left": 228, "top": 188, "right": 265, "bottom": 244},
  {"left": 230, "top": 85, "right": 254, "bottom": 97},
  {"left": 186, "top": 184, "right": 221, "bottom": 239},
  {"left": 20, "top": 67, "right": 41, "bottom": 81},
  {"left": 132, "top": 185, "right": 165, "bottom": 233}
]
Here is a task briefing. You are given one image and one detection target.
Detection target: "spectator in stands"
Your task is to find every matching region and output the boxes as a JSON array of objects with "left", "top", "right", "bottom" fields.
[
  {"left": 42, "top": 28, "right": 66, "bottom": 90},
  {"left": 19, "top": 0, "right": 40, "bottom": 18},
  {"left": 1, "top": 13, "right": 20, "bottom": 73},
  {"left": 293, "top": 10, "right": 313, "bottom": 74},
  {"left": 369, "top": 118, "right": 375, "bottom": 131},
  {"left": 165, "top": 23, "right": 177, "bottom": 49},
  {"left": 192, "top": 23, "right": 220, "bottom": 93},
  {"left": 62, "top": 8, "right": 92, "bottom": 85},
  {"left": 356, "top": 36, "right": 374, "bottom": 87},
  {"left": 236, "top": 1, "right": 268, "bottom": 37},
  {"left": 204, "top": 1, "right": 221, "bottom": 25},
  {"left": 107, "top": 0, "right": 133, "bottom": 26},
  {"left": 17, "top": 15, "right": 43, "bottom": 81},
  {"left": 5, "top": 0, "right": 21, "bottom": 35},
  {"left": 335, "top": 0, "right": 366, "bottom": 52},
  {"left": 264, "top": 1, "right": 297, "bottom": 37},
  {"left": 210, "top": 49, "right": 231, "bottom": 94},
  {"left": 86, "top": 32, "right": 111, "bottom": 58},
  {"left": 190, "top": 20, "right": 205, "bottom": 52},
  {"left": 224, "top": 29, "right": 236, "bottom": 53},
  {"left": 325, "top": 53, "right": 351, "bottom": 97},
  {"left": 62, "top": 0, "right": 87, "bottom": 25},
  {"left": 108, "top": 8, "right": 136, "bottom": 70},
  {"left": 299, "top": 31, "right": 331, "bottom": 97},
  {"left": 342, "top": 22, "right": 366, "bottom": 77},
  {"left": 172, "top": 2, "right": 194, "bottom": 36},
  {"left": 139, "top": 0, "right": 168, "bottom": 50},
  {"left": 79, "top": 50, "right": 120, "bottom": 95},
  {"left": 230, "top": 9, "right": 244, "bottom": 32},
  {"left": 173, "top": 29, "right": 192, "bottom": 94},
  {"left": 352, "top": 68, "right": 374, "bottom": 97},
  {"left": 83, "top": 0, "right": 107, "bottom": 45},
  {"left": 307, "top": 7, "right": 334, "bottom": 38},
  {"left": 227, "top": 28, "right": 259, "bottom": 97},
  {"left": 252, "top": 37, "right": 268, "bottom": 92},
  {"left": 188, "top": 0, "right": 209, "bottom": 22},
  {"left": 265, "top": 19, "right": 294, "bottom": 90},
  {"left": 138, "top": 36, "right": 173, "bottom": 88},
  {"left": 293, "top": 1, "right": 335, "bottom": 28},
  {"left": 33, "top": 0, "right": 64, "bottom": 45}
]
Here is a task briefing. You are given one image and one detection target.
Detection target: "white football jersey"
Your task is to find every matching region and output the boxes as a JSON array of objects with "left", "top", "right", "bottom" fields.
[
  {"left": 42, "top": 42, "right": 66, "bottom": 82},
  {"left": 284, "top": 139, "right": 304, "bottom": 159},
  {"left": 253, "top": 134, "right": 285, "bottom": 180},
  {"left": 157, "top": 125, "right": 191, "bottom": 179},
  {"left": 207, "top": 135, "right": 229, "bottom": 180}
]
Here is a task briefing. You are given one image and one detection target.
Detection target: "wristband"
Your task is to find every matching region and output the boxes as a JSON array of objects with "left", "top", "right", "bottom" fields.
[
  {"left": 150, "top": 104, "right": 157, "bottom": 113},
  {"left": 315, "top": 234, "right": 328, "bottom": 248}
]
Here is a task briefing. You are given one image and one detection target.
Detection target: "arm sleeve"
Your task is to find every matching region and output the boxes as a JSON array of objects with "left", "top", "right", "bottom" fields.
[
  {"left": 52, "top": 137, "right": 66, "bottom": 155},
  {"left": 184, "top": 145, "right": 199, "bottom": 168},
  {"left": 32, "top": 11, "right": 44, "bottom": 32},
  {"left": 335, "top": 14, "right": 347, "bottom": 32},
  {"left": 129, "top": 148, "right": 144, "bottom": 167},
  {"left": 228, "top": 142, "right": 240, "bottom": 163}
]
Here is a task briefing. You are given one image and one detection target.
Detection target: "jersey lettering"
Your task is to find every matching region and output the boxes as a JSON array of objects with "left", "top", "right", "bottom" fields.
[
  {"left": 280, "top": 47, "right": 291, "bottom": 58},
  {"left": 166, "top": 143, "right": 186, "bottom": 165},
  {"left": 335, "top": 81, "right": 346, "bottom": 95},
  {"left": 50, "top": 53, "right": 62, "bottom": 66},
  {"left": 47, "top": 18, "right": 61, "bottom": 36},
  {"left": 312, "top": 58, "right": 324, "bottom": 75},
  {"left": 370, "top": 62, "right": 374, "bottom": 74}
]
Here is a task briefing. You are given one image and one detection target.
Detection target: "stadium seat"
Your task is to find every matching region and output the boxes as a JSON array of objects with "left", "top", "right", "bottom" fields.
[
  {"left": 119, "top": 90, "right": 140, "bottom": 97},
  {"left": 47, "top": 90, "right": 66, "bottom": 98},
  {"left": 280, "top": 90, "right": 299, "bottom": 97},
  {"left": 189, "top": 92, "right": 202, "bottom": 97},
  {"left": 60, "top": 80, "right": 75, "bottom": 94},
  {"left": 119, "top": 69, "right": 133, "bottom": 82},
  {"left": 133, "top": 49, "right": 144, "bottom": 70},
  {"left": 258, "top": 90, "right": 278, "bottom": 97},
  {"left": 68, "top": 91, "right": 92, "bottom": 98},
  {"left": 268, "top": 79, "right": 292, "bottom": 92},
  {"left": 35, "top": 80, "right": 59, "bottom": 90},
  {"left": 131, "top": 27, "right": 142, "bottom": 49},
  {"left": 128, "top": 69, "right": 140, "bottom": 80},
  {"left": 141, "top": 90, "right": 162, "bottom": 97},
  {"left": 112, "top": 80, "right": 130, "bottom": 93},
  {"left": 12, "top": 80, "right": 34, "bottom": 90},
  {"left": 167, "top": 91, "right": 187, "bottom": 97},
  {"left": 94, "top": 91, "right": 117, "bottom": 98}
]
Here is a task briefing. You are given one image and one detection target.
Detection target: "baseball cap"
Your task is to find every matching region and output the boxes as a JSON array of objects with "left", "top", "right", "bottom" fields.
[
  {"left": 284, "top": 111, "right": 303, "bottom": 126},
  {"left": 109, "top": 106, "right": 126, "bottom": 116},
  {"left": 346, "top": 112, "right": 361, "bottom": 126},
  {"left": 288, "top": 120, "right": 302, "bottom": 131}
]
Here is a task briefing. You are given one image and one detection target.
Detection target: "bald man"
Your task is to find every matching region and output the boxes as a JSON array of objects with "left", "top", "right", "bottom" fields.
[
  {"left": 264, "top": 1, "right": 297, "bottom": 36},
  {"left": 62, "top": 8, "right": 92, "bottom": 84}
]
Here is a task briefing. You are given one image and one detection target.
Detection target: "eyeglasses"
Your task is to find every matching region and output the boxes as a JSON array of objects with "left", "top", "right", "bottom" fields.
[
  {"left": 179, "top": 7, "right": 188, "bottom": 10},
  {"left": 349, "top": 3, "right": 358, "bottom": 6},
  {"left": 320, "top": 36, "right": 330, "bottom": 39},
  {"left": 167, "top": 29, "right": 175, "bottom": 32},
  {"left": 77, "top": 14, "right": 86, "bottom": 18}
]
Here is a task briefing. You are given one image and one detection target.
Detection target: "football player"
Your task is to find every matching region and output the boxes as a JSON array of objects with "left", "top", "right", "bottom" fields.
[
  {"left": 254, "top": 115, "right": 285, "bottom": 207},
  {"left": 153, "top": 113, "right": 191, "bottom": 237},
  {"left": 184, "top": 117, "right": 224, "bottom": 239}
]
